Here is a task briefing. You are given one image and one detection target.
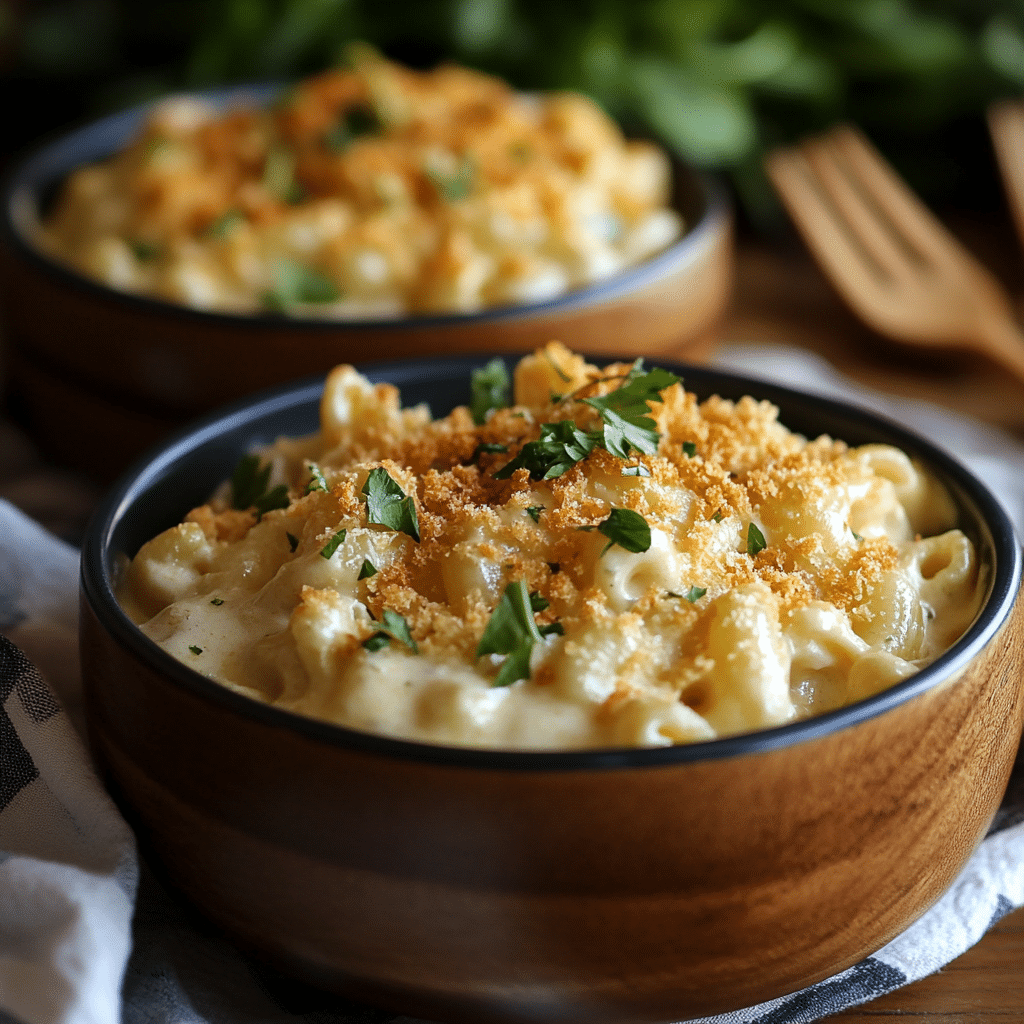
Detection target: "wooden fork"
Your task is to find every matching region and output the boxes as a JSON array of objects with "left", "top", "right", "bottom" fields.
[
  {"left": 765, "top": 124, "right": 1024, "bottom": 385},
  {"left": 988, "top": 98, "right": 1024, "bottom": 253}
]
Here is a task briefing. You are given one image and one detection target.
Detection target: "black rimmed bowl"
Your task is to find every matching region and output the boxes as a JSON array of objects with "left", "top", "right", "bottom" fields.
[
  {"left": 0, "top": 87, "right": 732, "bottom": 480},
  {"left": 79, "top": 354, "right": 1023, "bottom": 1024}
]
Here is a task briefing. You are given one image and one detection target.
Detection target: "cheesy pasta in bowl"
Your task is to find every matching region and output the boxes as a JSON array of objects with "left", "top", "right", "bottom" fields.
[
  {"left": 38, "top": 51, "right": 683, "bottom": 319},
  {"left": 117, "top": 343, "right": 987, "bottom": 749},
  {"left": 80, "top": 349, "right": 1022, "bottom": 1023}
]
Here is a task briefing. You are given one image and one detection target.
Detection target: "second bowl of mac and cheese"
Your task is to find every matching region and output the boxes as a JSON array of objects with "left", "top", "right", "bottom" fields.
[
  {"left": 0, "top": 54, "right": 730, "bottom": 478},
  {"left": 80, "top": 349, "right": 1022, "bottom": 1022}
]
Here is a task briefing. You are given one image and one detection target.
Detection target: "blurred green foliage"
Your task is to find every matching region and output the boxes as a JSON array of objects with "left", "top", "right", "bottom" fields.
[{"left": 5, "top": 0, "right": 1024, "bottom": 224}]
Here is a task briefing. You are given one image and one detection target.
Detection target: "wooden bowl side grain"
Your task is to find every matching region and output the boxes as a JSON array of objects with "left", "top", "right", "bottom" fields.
[{"left": 80, "top": 593, "right": 1024, "bottom": 1024}]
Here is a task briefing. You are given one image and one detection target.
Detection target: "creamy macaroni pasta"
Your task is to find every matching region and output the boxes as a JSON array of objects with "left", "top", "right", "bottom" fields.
[
  {"left": 118, "top": 344, "right": 985, "bottom": 749},
  {"left": 39, "top": 51, "right": 682, "bottom": 318}
]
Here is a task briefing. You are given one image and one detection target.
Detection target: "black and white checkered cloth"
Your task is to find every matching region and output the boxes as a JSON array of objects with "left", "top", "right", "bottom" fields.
[{"left": 2, "top": 345, "right": 1023, "bottom": 1024}]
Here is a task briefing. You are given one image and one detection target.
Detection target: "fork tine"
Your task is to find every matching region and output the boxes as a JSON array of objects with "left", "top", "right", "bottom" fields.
[
  {"left": 800, "top": 135, "right": 917, "bottom": 283},
  {"left": 987, "top": 99, "right": 1024, "bottom": 248},
  {"left": 825, "top": 125, "right": 973, "bottom": 269},
  {"left": 764, "top": 147, "right": 887, "bottom": 311}
]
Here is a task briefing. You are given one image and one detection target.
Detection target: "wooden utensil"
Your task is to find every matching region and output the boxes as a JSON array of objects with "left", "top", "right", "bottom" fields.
[
  {"left": 765, "top": 124, "right": 1024, "bottom": 385},
  {"left": 988, "top": 98, "right": 1024, "bottom": 251}
]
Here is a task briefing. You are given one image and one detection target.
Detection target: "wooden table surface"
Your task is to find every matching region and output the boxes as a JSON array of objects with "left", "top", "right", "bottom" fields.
[{"left": 712, "top": 224, "right": 1024, "bottom": 1022}]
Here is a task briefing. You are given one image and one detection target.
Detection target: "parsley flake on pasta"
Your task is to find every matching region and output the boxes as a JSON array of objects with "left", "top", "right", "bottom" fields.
[{"left": 361, "top": 467, "right": 420, "bottom": 541}]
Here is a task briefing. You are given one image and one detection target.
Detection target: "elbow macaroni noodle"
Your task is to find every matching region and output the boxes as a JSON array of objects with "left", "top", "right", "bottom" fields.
[
  {"left": 39, "top": 51, "right": 681, "bottom": 318},
  {"left": 118, "top": 344, "right": 986, "bottom": 749}
]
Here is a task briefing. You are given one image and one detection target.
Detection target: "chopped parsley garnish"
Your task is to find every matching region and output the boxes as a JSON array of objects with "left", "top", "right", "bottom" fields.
[
  {"left": 426, "top": 156, "right": 475, "bottom": 202},
  {"left": 363, "top": 608, "right": 418, "bottom": 653},
  {"left": 597, "top": 508, "right": 651, "bottom": 555},
  {"left": 493, "top": 362, "right": 681, "bottom": 480},
  {"left": 471, "top": 442, "right": 508, "bottom": 463},
  {"left": 206, "top": 210, "right": 243, "bottom": 238},
  {"left": 712, "top": 511, "right": 724, "bottom": 523},
  {"left": 621, "top": 464, "right": 651, "bottom": 477},
  {"left": 304, "top": 462, "right": 328, "bottom": 494},
  {"left": 286, "top": 532, "right": 299, "bottom": 553},
  {"left": 210, "top": 597, "right": 224, "bottom": 606},
  {"left": 320, "top": 529, "right": 347, "bottom": 559},
  {"left": 477, "top": 580, "right": 551, "bottom": 688},
  {"left": 682, "top": 441, "right": 697, "bottom": 457},
  {"left": 230, "top": 454, "right": 290, "bottom": 516},
  {"left": 851, "top": 528, "right": 864, "bottom": 541},
  {"left": 264, "top": 259, "right": 340, "bottom": 311},
  {"left": 324, "top": 104, "right": 380, "bottom": 153},
  {"left": 747, "top": 522, "right": 767, "bottom": 555},
  {"left": 188, "top": 645, "right": 203, "bottom": 655},
  {"left": 361, "top": 467, "right": 420, "bottom": 541},
  {"left": 493, "top": 420, "right": 600, "bottom": 480},
  {"left": 130, "top": 240, "right": 159, "bottom": 261},
  {"left": 263, "top": 144, "right": 303, "bottom": 203},
  {"left": 529, "top": 591, "right": 549, "bottom": 612},
  {"left": 358, "top": 559, "right": 378, "bottom": 579},
  {"left": 671, "top": 586, "right": 707, "bottom": 602},
  {"left": 525, "top": 505, "right": 544, "bottom": 522},
  {"left": 539, "top": 622, "right": 565, "bottom": 637},
  {"left": 470, "top": 358, "right": 511, "bottom": 425},
  {"left": 581, "top": 363, "right": 680, "bottom": 459}
]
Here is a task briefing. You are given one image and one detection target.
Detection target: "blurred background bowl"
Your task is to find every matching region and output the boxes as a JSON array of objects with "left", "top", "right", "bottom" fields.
[
  {"left": 80, "top": 353, "right": 1023, "bottom": 1024},
  {"left": 0, "top": 88, "right": 732, "bottom": 481}
]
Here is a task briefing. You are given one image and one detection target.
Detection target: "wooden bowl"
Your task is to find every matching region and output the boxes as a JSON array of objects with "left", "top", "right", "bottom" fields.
[
  {"left": 0, "top": 88, "right": 732, "bottom": 480},
  {"left": 79, "top": 355, "right": 1023, "bottom": 1024}
]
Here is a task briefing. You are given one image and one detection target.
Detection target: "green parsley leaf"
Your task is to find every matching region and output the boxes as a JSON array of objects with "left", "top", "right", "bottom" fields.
[
  {"left": 712, "top": 512, "right": 724, "bottom": 523},
  {"left": 493, "top": 419, "right": 601, "bottom": 480},
  {"left": 477, "top": 579, "right": 545, "bottom": 687},
  {"left": 264, "top": 258, "right": 340, "bottom": 310},
  {"left": 621, "top": 464, "right": 651, "bottom": 477},
  {"left": 210, "top": 598, "right": 224, "bottom": 606},
  {"left": 286, "top": 532, "right": 299, "bottom": 553},
  {"left": 231, "top": 454, "right": 290, "bottom": 515},
  {"left": 363, "top": 608, "right": 418, "bottom": 653},
  {"left": 525, "top": 505, "right": 544, "bottom": 522},
  {"left": 747, "top": 522, "right": 767, "bottom": 556},
  {"left": 305, "top": 462, "right": 328, "bottom": 494},
  {"left": 320, "top": 529, "right": 347, "bottom": 559},
  {"left": 426, "top": 156, "right": 475, "bottom": 202},
  {"left": 130, "top": 240, "right": 159, "bottom": 261},
  {"left": 358, "top": 559, "right": 378, "bottom": 579},
  {"left": 361, "top": 467, "right": 420, "bottom": 541},
  {"left": 851, "top": 528, "right": 864, "bottom": 541},
  {"left": 471, "top": 442, "right": 508, "bottom": 463},
  {"left": 263, "top": 143, "right": 299, "bottom": 203},
  {"left": 597, "top": 507, "right": 652, "bottom": 555},
  {"left": 682, "top": 586, "right": 707, "bottom": 602},
  {"left": 682, "top": 441, "right": 697, "bottom": 457},
  {"left": 324, "top": 104, "right": 380, "bottom": 153},
  {"left": 582, "top": 364, "right": 681, "bottom": 459},
  {"left": 206, "top": 210, "right": 243, "bottom": 238},
  {"left": 529, "top": 591, "right": 550, "bottom": 612},
  {"left": 470, "top": 358, "right": 511, "bottom": 425},
  {"left": 538, "top": 622, "right": 564, "bottom": 637},
  {"left": 188, "top": 645, "right": 203, "bottom": 655}
]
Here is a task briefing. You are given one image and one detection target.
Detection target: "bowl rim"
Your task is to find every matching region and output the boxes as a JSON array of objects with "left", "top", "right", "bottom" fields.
[
  {"left": 80, "top": 352, "right": 1023, "bottom": 771},
  {"left": 0, "top": 83, "right": 731, "bottom": 332}
]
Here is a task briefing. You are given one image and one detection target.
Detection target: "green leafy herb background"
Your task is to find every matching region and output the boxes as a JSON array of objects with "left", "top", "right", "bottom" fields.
[{"left": 4, "top": 0, "right": 1024, "bottom": 223}]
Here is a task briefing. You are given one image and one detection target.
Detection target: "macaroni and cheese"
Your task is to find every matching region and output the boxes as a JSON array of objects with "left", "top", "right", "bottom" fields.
[
  {"left": 118, "top": 344, "right": 985, "bottom": 749},
  {"left": 40, "top": 51, "right": 682, "bottom": 318}
]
